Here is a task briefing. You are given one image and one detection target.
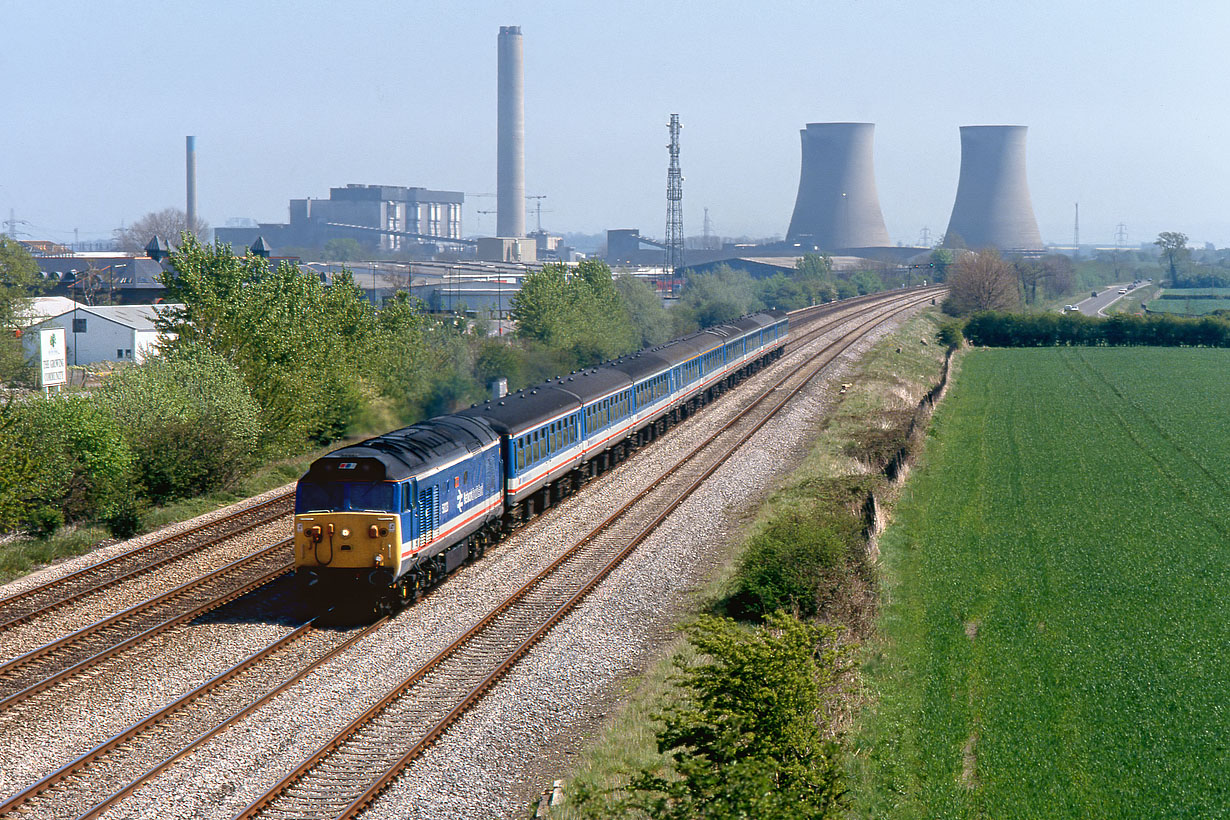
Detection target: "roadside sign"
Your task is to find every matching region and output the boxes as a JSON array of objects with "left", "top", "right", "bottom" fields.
[{"left": 40, "top": 328, "right": 67, "bottom": 388}]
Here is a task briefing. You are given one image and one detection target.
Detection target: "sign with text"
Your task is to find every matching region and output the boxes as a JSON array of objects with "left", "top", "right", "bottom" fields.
[{"left": 40, "top": 328, "right": 67, "bottom": 388}]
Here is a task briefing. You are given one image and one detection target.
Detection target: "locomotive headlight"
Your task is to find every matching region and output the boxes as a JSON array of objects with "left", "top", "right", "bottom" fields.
[
  {"left": 341, "top": 528, "right": 351, "bottom": 538},
  {"left": 374, "top": 553, "right": 384, "bottom": 566}
]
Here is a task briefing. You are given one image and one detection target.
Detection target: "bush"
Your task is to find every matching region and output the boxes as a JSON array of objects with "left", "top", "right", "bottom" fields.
[
  {"left": 0, "top": 394, "right": 133, "bottom": 532},
  {"left": 25, "top": 506, "right": 64, "bottom": 539},
  {"left": 579, "top": 612, "right": 846, "bottom": 820},
  {"left": 961, "top": 311, "right": 1230, "bottom": 348},
  {"left": 100, "top": 349, "right": 261, "bottom": 504},
  {"left": 722, "top": 481, "right": 867, "bottom": 621},
  {"left": 937, "top": 319, "right": 965, "bottom": 349}
]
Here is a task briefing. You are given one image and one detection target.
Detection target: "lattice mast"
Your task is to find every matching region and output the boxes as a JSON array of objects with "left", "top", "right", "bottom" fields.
[{"left": 665, "top": 114, "right": 684, "bottom": 280}]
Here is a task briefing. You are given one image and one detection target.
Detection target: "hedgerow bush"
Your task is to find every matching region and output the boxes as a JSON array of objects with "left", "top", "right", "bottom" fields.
[
  {"left": 962, "top": 311, "right": 1230, "bottom": 347},
  {"left": 99, "top": 348, "right": 261, "bottom": 504}
]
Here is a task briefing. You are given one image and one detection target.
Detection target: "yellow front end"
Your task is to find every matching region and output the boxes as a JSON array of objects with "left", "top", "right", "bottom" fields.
[{"left": 294, "top": 512, "right": 401, "bottom": 573}]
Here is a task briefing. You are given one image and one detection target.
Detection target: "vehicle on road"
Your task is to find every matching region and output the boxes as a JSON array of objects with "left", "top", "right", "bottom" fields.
[
  {"left": 1092, "top": 291, "right": 1098, "bottom": 297},
  {"left": 1118, "top": 288, "right": 1128, "bottom": 294}
]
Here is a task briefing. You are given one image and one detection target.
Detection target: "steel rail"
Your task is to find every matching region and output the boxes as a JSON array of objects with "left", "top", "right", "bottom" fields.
[
  {"left": 0, "top": 542, "right": 293, "bottom": 710},
  {"left": 235, "top": 290, "right": 938, "bottom": 819},
  {"left": 0, "top": 493, "right": 294, "bottom": 632}
]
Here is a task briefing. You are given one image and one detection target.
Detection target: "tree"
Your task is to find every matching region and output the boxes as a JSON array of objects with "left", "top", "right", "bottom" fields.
[
  {"left": 587, "top": 612, "right": 846, "bottom": 820},
  {"left": 1154, "top": 231, "right": 1190, "bottom": 286},
  {"left": 943, "top": 249, "right": 1021, "bottom": 315},
  {"left": 511, "top": 260, "right": 638, "bottom": 367},
  {"left": 929, "top": 248, "right": 954, "bottom": 281},
  {"left": 615, "top": 274, "right": 672, "bottom": 347},
  {"left": 0, "top": 238, "right": 44, "bottom": 383},
  {"left": 324, "top": 238, "right": 363, "bottom": 261},
  {"left": 113, "top": 208, "right": 210, "bottom": 254}
]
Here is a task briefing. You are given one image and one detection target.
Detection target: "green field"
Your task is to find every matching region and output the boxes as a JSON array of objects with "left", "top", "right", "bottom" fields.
[
  {"left": 1146, "top": 298, "right": 1230, "bottom": 316},
  {"left": 852, "top": 348, "right": 1230, "bottom": 819}
]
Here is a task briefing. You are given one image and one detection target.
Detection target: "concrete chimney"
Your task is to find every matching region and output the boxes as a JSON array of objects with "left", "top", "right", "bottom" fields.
[
  {"left": 943, "top": 125, "right": 1043, "bottom": 251},
  {"left": 786, "top": 123, "right": 890, "bottom": 250},
  {"left": 185, "top": 135, "right": 197, "bottom": 237},
  {"left": 497, "top": 26, "right": 525, "bottom": 238}
]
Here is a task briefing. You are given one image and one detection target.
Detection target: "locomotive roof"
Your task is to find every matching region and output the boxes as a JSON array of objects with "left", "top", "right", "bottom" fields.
[
  {"left": 304, "top": 415, "right": 498, "bottom": 483},
  {"left": 458, "top": 384, "right": 583, "bottom": 435}
]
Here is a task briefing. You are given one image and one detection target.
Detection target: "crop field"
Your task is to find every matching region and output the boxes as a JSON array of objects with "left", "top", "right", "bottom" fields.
[
  {"left": 1146, "top": 298, "right": 1230, "bottom": 316},
  {"left": 853, "top": 347, "right": 1230, "bottom": 819}
]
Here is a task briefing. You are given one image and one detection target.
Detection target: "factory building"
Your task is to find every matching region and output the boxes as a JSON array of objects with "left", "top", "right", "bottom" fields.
[{"left": 215, "top": 184, "right": 464, "bottom": 254}]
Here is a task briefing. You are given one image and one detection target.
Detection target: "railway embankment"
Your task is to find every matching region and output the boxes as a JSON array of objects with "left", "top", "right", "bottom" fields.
[{"left": 559, "top": 309, "right": 956, "bottom": 818}]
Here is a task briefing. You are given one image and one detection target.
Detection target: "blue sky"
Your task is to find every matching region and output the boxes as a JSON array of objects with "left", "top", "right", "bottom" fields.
[{"left": 3, "top": 0, "right": 1228, "bottom": 248}]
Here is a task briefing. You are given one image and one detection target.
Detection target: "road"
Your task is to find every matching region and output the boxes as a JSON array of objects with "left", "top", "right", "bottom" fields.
[{"left": 1074, "top": 283, "right": 1137, "bottom": 316}]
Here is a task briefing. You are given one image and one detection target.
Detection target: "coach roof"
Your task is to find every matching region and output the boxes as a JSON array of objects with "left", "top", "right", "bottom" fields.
[{"left": 305, "top": 415, "right": 498, "bottom": 482}]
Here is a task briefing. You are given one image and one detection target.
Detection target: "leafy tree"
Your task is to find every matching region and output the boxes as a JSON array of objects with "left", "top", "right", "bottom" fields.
[
  {"left": 674, "top": 265, "right": 764, "bottom": 331},
  {"left": 615, "top": 274, "right": 673, "bottom": 347},
  {"left": 586, "top": 612, "right": 846, "bottom": 820},
  {"left": 849, "top": 269, "right": 883, "bottom": 295},
  {"left": 1155, "top": 231, "right": 1190, "bottom": 286},
  {"left": 942, "top": 249, "right": 1020, "bottom": 315},
  {"left": 99, "top": 349, "right": 261, "bottom": 503},
  {"left": 157, "top": 236, "right": 381, "bottom": 452},
  {"left": 113, "top": 208, "right": 209, "bottom": 254},
  {"left": 929, "top": 248, "right": 954, "bottom": 281},
  {"left": 324, "top": 237, "right": 363, "bottom": 262},
  {"left": 0, "top": 394, "right": 133, "bottom": 533},
  {"left": 0, "top": 238, "right": 44, "bottom": 383},
  {"left": 511, "top": 260, "right": 638, "bottom": 367},
  {"left": 794, "top": 252, "right": 833, "bottom": 280}
]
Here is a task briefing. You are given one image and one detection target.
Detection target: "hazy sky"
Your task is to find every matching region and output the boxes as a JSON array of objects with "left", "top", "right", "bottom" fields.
[{"left": 4, "top": 0, "right": 1228, "bottom": 249}]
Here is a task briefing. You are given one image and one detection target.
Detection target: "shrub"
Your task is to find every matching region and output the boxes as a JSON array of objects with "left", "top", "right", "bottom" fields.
[
  {"left": 937, "top": 319, "right": 965, "bottom": 349},
  {"left": 25, "top": 506, "right": 64, "bottom": 538},
  {"left": 100, "top": 348, "right": 261, "bottom": 504}
]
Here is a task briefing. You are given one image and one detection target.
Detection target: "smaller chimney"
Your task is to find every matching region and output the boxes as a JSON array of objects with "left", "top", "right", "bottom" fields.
[{"left": 186, "top": 136, "right": 197, "bottom": 238}]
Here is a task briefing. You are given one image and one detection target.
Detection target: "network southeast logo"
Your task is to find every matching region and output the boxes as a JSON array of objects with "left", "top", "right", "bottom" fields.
[{"left": 48, "top": 335, "right": 58, "bottom": 349}]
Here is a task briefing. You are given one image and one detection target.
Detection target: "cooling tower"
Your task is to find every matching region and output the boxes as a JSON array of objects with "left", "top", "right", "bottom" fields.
[
  {"left": 943, "top": 125, "right": 1043, "bottom": 250},
  {"left": 786, "top": 122, "right": 890, "bottom": 249},
  {"left": 186, "top": 135, "right": 197, "bottom": 236},
  {"left": 497, "top": 25, "right": 525, "bottom": 238}
]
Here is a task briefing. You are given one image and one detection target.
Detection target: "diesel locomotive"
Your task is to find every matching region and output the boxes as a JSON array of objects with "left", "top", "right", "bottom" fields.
[{"left": 293, "top": 309, "right": 788, "bottom": 615}]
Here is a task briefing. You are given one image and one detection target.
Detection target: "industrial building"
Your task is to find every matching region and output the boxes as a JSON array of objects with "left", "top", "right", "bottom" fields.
[
  {"left": 944, "top": 126, "right": 1043, "bottom": 251},
  {"left": 214, "top": 184, "right": 465, "bottom": 254},
  {"left": 22, "top": 304, "right": 180, "bottom": 366}
]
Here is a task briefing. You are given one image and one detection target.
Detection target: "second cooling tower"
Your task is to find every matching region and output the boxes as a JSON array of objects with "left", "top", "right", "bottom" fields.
[
  {"left": 786, "top": 122, "right": 890, "bottom": 250},
  {"left": 943, "top": 126, "right": 1042, "bottom": 251}
]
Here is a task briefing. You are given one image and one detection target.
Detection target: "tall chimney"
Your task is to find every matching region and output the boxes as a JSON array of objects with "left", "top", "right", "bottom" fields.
[
  {"left": 497, "top": 26, "right": 525, "bottom": 238},
  {"left": 786, "top": 123, "right": 890, "bottom": 250},
  {"left": 185, "top": 135, "right": 197, "bottom": 238},
  {"left": 943, "top": 126, "right": 1043, "bottom": 251}
]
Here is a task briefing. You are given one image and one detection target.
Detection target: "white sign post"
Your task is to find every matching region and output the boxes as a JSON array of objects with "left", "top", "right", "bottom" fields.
[{"left": 40, "top": 328, "right": 67, "bottom": 391}]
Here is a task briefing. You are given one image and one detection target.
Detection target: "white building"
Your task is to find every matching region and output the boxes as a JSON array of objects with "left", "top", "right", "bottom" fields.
[{"left": 23, "top": 304, "right": 181, "bottom": 366}]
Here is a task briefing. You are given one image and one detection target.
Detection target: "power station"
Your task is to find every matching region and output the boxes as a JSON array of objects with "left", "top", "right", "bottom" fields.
[
  {"left": 943, "top": 125, "right": 1043, "bottom": 251},
  {"left": 786, "top": 123, "right": 890, "bottom": 251}
]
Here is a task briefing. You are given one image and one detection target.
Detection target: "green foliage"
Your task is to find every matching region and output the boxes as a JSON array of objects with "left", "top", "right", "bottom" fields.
[
  {"left": 588, "top": 612, "right": 846, "bottom": 820},
  {"left": 1154, "top": 231, "right": 1190, "bottom": 286},
  {"left": 929, "top": 248, "right": 954, "bottom": 281},
  {"left": 937, "top": 319, "right": 965, "bottom": 349},
  {"left": 0, "top": 394, "right": 133, "bottom": 532},
  {"left": 99, "top": 348, "right": 261, "bottom": 504},
  {"left": 674, "top": 266, "right": 764, "bottom": 331},
  {"left": 722, "top": 479, "right": 869, "bottom": 622},
  {"left": 158, "top": 237, "right": 387, "bottom": 452},
  {"left": 856, "top": 348, "right": 1230, "bottom": 817},
  {"left": 323, "top": 237, "right": 363, "bottom": 261},
  {"left": 511, "top": 260, "right": 639, "bottom": 367},
  {"left": 961, "top": 311, "right": 1230, "bottom": 347},
  {"left": 0, "top": 238, "right": 44, "bottom": 384},
  {"left": 942, "top": 249, "right": 1020, "bottom": 316},
  {"left": 615, "top": 274, "right": 673, "bottom": 347}
]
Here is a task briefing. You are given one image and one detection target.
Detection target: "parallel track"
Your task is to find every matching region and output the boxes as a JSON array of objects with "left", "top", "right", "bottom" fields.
[
  {"left": 0, "top": 542, "right": 292, "bottom": 711},
  {"left": 234, "top": 290, "right": 938, "bottom": 820},
  {"left": 0, "top": 494, "right": 294, "bottom": 632}
]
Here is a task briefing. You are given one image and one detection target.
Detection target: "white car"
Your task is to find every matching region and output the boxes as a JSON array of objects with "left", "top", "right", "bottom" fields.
[{"left": 1118, "top": 288, "right": 1128, "bottom": 294}]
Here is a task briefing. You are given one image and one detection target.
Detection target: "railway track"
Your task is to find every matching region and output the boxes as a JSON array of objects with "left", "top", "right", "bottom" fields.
[
  {"left": 0, "top": 620, "right": 383, "bottom": 820},
  {"left": 0, "top": 493, "right": 294, "bottom": 633},
  {"left": 231, "top": 289, "right": 937, "bottom": 820},
  {"left": 0, "top": 542, "right": 292, "bottom": 711}
]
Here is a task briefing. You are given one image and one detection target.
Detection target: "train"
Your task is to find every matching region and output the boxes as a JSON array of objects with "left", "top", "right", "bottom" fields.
[{"left": 293, "top": 309, "right": 789, "bottom": 616}]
